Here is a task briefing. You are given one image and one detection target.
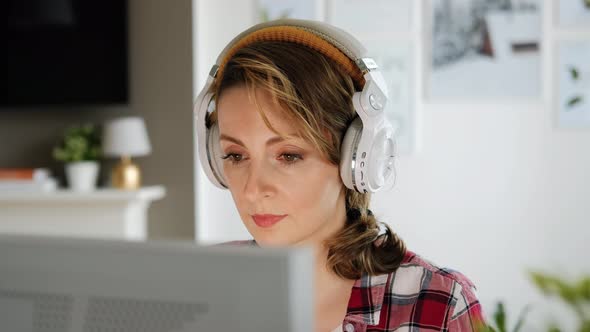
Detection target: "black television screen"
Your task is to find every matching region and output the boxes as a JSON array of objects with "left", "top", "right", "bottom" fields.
[{"left": 0, "top": 0, "right": 128, "bottom": 106}]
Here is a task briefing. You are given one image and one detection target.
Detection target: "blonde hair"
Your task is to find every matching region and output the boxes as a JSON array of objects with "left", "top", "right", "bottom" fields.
[{"left": 208, "top": 41, "right": 406, "bottom": 279}]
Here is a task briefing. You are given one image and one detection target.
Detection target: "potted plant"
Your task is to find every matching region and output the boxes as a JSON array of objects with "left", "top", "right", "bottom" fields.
[
  {"left": 53, "top": 124, "right": 102, "bottom": 191},
  {"left": 477, "top": 271, "right": 590, "bottom": 332},
  {"left": 530, "top": 271, "right": 590, "bottom": 331}
]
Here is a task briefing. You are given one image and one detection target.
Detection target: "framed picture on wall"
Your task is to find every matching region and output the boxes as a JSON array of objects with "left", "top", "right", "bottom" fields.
[
  {"left": 255, "top": 0, "right": 318, "bottom": 22},
  {"left": 557, "top": 41, "right": 590, "bottom": 128},
  {"left": 427, "top": 0, "right": 543, "bottom": 100},
  {"left": 557, "top": 0, "right": 590, "bottom": 28}
]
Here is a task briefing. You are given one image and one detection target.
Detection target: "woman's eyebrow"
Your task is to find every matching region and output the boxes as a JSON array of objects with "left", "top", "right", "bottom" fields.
[
  {"left": 219, "top": 133, "right": 301, "bottom": 147},
  {"left": 219, "top": 134, "right": 244, "bottom": 146}
]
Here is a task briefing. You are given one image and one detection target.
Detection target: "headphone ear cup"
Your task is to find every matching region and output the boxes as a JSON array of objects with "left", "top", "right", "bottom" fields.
[
  {"left": 207, "top": 123, "right": 227, "bottom": 187},
  {"left": 339, "top": 117, "right": 363, "bottom": 191}
]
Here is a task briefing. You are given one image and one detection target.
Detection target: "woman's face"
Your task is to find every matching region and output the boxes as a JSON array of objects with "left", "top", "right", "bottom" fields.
[{"left": 216, "top": 86, "right": 346, "bottom": 247}]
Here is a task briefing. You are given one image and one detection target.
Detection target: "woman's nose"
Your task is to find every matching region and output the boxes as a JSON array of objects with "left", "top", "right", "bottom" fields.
[{"left": 242, "top": 160, "right": 274, "bottom": 202}]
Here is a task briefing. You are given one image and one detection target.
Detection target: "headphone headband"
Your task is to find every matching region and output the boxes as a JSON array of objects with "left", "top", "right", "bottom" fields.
[
  {"left": 213, "top": 19, "right": 378, "bottom": 89},
  {"left": 216, "top": 26, "right": 366, "bottom": 88}
]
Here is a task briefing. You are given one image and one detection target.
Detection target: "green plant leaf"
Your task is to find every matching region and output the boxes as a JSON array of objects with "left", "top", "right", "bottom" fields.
[
  {"left": 530, "top": 272, "right": 572, "bottom": 302},
  {"left": 555, "top": 279, "right": 579, "bottom": 306},
  {"left": 569, "top": 66, "right": 580, "bottom": 81},
  {"left": 493, "top": 302, "right": 507, "bottom": 332},
  {"left": 567, "top": 96, "right": 584, "bottom": 108},
  {"left": 474, "top": 320, "right": 496, "bottom": 332},
  {"left": 531, "top": 272, "right": 551, "bottom": 294},
  {"left": 53, "top": 123, "right": 102, "bottom": 162},
  {"left": 577, "top": 278, "right": 590, "bottom": 301},
  {"left": 53, "top": 147, "right": 67, "bottom": 162}
]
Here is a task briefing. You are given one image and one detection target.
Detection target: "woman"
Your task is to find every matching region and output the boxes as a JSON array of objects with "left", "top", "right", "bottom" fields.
[{"left": 195, "top": 19, "right": 485, "bottom": 332}]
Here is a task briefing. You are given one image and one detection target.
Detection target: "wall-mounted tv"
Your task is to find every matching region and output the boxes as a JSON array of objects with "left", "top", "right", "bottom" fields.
[{"left": 0, "top": 0, "right": 128, "bottom": 106}]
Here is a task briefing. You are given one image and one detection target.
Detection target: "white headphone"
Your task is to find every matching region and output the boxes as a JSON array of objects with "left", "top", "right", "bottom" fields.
[{"left": 194, "top": 19, "right": 396, "bottom": 194}]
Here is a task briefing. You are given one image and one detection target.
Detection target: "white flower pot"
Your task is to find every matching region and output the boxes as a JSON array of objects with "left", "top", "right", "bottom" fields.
[{"left": 65, "top": 161, "right": 99, "bottom": 192}]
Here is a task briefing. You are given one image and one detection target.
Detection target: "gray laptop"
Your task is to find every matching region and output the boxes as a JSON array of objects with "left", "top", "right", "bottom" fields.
[{"left": 0, "top": 235, "right": 313, "bottom": 332}]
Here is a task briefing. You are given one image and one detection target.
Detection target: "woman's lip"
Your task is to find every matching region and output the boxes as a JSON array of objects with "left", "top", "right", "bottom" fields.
[{"left": 251, "top": 214, "right": 287, "bottom": 228}]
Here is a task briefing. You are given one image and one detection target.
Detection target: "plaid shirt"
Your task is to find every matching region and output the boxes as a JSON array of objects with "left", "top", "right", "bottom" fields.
[
  {"left": 343, "top": 250, "right": 485, "bottom": 332},
  {"left": 226, "top": 241, "right": 485, "bottom": 331}
]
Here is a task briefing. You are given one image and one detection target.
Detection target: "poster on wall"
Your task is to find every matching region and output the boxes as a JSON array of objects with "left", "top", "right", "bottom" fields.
[
  {"left": 558, "top": 0, "right": 590, "bottom": 28},
  {"left": 429, "top": 0, "right": 542, "bottom": 100},
  {"left": 558, "top": 41, "right": 590, "bottom": 128},
  {"left": 255, "top": 0, "right": 317, "bottom": 22}
]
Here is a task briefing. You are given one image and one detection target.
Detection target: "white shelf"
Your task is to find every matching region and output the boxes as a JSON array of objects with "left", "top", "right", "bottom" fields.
[
  {"left": 0, "top": 186, "right": 166, "bottom": 241},
  {"left": 0, "top": 186, "right": 165, "bottom": 202}
]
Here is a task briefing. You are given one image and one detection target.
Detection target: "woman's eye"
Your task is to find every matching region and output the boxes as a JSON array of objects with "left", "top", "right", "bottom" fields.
[
  {"left": 221, "top": 153, "right": 244, "bottom": 164},
  {"left": 278, "top": 153, "right": 303, "bottom": 164}
]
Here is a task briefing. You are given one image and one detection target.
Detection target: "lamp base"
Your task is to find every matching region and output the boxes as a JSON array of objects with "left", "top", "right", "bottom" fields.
[{"left": 111, "top": 156, "right": 142, "bottom": 190}]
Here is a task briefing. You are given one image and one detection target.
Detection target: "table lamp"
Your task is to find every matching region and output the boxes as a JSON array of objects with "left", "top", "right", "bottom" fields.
[{"left": 103, "top": 117, "right": 152, "bottom": 190}]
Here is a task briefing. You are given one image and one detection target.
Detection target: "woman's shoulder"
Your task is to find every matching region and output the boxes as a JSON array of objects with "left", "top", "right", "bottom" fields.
[
  {"left": 390, "top": 250, "right": 484, "bottom": 324},
  {"left": 399, "top": 250, "right": 478, "bottom": 293}
]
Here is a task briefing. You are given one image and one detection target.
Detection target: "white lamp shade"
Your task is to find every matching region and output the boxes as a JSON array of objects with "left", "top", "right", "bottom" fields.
[{"left": 103, "top": 117, "right": 152, "bottom": 157}]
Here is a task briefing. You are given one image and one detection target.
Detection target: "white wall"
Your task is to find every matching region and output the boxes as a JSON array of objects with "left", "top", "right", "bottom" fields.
[
  {"left": 192, "top": 0, "right": 590, "bottom": 328},
  {"left": 129, "top": 0, "right": 195, "bottom": 239},
  {"left": 374, "top": 102, "right": 590, "bottom": 329}
]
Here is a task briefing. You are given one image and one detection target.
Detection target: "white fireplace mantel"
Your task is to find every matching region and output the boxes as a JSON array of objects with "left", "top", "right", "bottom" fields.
[{"left": 0, "top": 186, "right": 165, "bottom": 240}]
